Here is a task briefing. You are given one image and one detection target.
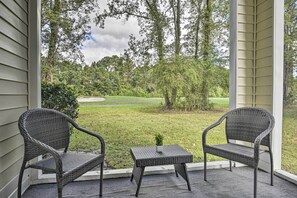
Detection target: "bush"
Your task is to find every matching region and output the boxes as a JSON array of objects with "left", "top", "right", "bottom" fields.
[{"left": 41, "top": 82, "right": 79, "bottom": 120}]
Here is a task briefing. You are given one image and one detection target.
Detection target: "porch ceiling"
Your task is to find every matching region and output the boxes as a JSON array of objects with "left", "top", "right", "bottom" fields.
[{"left": 23, "top": 167, "right": 297, "bottom": 198}]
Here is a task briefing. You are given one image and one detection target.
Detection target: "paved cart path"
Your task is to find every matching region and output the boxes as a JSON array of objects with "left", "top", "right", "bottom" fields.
[{"left": 77, "top": 97, "right": 105, "bottom": 102}]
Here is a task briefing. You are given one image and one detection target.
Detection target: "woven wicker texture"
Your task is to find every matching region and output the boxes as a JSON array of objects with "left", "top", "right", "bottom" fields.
[
  {"left": 226, "top": 108, "right": 271, "bottom": 146},
  {"left": 18, "top": 108, "right": 105, "bottom": 198},
  {"left": 130, "top": 145, "right": 193, "bottom": 167},
  {"left": 202, "top": 107, "right": 275, "bottom": 198}
]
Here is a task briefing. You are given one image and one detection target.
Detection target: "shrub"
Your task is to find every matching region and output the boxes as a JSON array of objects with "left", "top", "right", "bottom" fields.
[{"left": 41, "top": 82, "right": 79, "bottom": 120}]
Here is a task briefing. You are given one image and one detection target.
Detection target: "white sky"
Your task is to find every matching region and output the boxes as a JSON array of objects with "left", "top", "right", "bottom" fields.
[{"left": 81, "top": 1, "right": 140, "bottom": 65}]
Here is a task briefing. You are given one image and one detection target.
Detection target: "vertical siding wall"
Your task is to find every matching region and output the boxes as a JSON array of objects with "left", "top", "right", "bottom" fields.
[
  {"left": 236, "top": 0, "right": 273, "bottom": 110},
  {"left": 0, "top": 0, "right": 29, "bottom": 197}
]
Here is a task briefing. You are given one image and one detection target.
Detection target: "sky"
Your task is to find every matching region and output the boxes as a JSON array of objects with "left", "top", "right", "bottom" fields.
[{"left": 81, "top": 1, "right": 140, "bottom": 65}]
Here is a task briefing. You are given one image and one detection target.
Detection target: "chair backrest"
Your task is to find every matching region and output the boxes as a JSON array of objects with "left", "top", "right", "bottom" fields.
[
  {"left": 225, "top": 107, "right": 274, "bottom": 146},
  {"left": 18, "top": 108, "right": 71, "bottom": 161}
]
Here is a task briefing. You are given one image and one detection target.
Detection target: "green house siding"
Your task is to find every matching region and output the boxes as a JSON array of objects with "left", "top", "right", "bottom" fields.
[{"left": 0, "top": 0, "right": 29, "bottom": 197}]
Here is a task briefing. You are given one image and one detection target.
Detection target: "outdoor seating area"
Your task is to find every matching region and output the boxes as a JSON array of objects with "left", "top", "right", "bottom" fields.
[
  {"left": 22, "top": 167, "right": 297, "bottom": 198},
  {"left": 2, "top": 1, "right": 297, "bottom": 198},
  {"left": 16, "top": 107, "right": 289, "bottom": 198}
]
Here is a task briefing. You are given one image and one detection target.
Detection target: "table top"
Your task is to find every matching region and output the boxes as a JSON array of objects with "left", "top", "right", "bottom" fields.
[{"left": 130, "top": 144, "right": 193, "bottom": 167}]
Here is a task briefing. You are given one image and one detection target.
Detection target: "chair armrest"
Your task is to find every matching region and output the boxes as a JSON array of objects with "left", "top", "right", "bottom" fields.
[
  {"left": 253, "top": 127, "right": 274, "bottom": 161},
  {"left": 27, "top": 137, "right": 63, "bottom": 174},
  {"left": 202, "top": 115, "right": 227, "bottom": 147},
  {"left": 50, "top": 110, "right": 106, "bottom": 155},
  {"left": 70, "top": 123, "right": 105, "bottom": 154}
]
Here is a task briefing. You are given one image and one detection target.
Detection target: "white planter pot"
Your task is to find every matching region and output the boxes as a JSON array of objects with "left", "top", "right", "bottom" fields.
[{"left": 156, "top": 145, "right": 163, "bottom": 153}]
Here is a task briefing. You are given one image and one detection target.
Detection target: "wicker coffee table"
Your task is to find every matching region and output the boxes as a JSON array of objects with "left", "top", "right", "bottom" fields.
[{"left": 130, "top": 144, "right": 193, "bottom": 197}]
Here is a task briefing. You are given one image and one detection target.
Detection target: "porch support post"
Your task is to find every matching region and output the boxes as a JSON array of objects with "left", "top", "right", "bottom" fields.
[
  {"left": 229, "top": 0, "right": 238, "bottom": 110},
  {"left": 272, "top": 0, "right": 284, "bottom": 171},
  {"left": 28, "top": 0, "right": 41, "bottom": 109},
  {"left": 28, "top": 0, "right": 42, "bottom": 186}
]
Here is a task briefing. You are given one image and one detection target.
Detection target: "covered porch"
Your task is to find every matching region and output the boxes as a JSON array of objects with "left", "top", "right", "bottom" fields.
[{"left": 1, "top": 0, "right": 296, "bottom": 198}]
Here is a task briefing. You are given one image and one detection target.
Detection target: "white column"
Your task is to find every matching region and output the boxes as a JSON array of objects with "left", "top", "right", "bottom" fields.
[
  {"left": 28, "top": 0, "right": 42, "bottom": 186},
  {"left": 229, "top": 0, "right": 238, "bottom": 110},
  {"left": 272, "top": 0, "right": 284, "bottom": 170}
]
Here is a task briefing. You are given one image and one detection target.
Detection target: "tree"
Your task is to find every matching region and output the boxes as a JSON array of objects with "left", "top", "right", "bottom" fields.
[
  {"left": 284, "top": 0, "right": 297, "bottom": 104},
  {"left": 153, "top": 57, "right": 203, "bottom": 110},
  {"left": 96, "top": 0, "right": 167, "bottom": 61},
  {"left": 41, "top": 0, "right": 98, "bottom": 82},
  {"left": 95, "top": 0, "right": 230, "bottom": 109},
  {"left": 96, "top": 0, "right": 171, "bottom": 103},
  {"left": 199, "top": 0, "right": 213, "bottom": 110}
]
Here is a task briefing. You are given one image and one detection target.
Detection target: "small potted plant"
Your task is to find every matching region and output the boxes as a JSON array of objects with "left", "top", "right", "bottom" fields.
[{"left": 155, "top": 133, "right": 164, "bottom": 153}]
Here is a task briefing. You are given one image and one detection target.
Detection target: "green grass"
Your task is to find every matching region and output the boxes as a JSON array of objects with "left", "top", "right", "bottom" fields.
[
  {"left": 70, "top": 96, "right": 297, "bottom": 174},
  {"left": 70, "top": 96, "right": 228, "bottom": 169},
  {"left": 282, "top": 104, "right": 297, "bottom": 174}
]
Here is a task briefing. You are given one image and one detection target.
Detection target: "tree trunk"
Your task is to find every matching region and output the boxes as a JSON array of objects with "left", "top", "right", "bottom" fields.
[
  {"left": 146, "top": 0, "right": 165, "bottom": 61},
  {"left": 171, "top": 0, "right": 181, "bottom": 56},
  {"left": 44, "top": 0, "right": 60, "bottom": 83},
  {"left": 164, "top": 0, "right": 181, "bottom": 110},
  {"left": 200, "top": 0, "right": 212, "bottom": 109},
  {"left": 194, "top": 0, "right": 203, "bottom": 60}
]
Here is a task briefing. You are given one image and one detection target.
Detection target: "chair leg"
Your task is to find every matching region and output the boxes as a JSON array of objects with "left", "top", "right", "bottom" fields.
[
  {"left": 57, "top": 187, "right": 63, "bottom": 198},
  {"left": 269, "top": 149, "right": 274, "bottom": 186},
  {"left": 204, "top": 152, "right": 207, "bottom": 181},
  {"left": 18, "top": 161, "right": 26, "bottom": 198},
  {"left": 254, "top": 166, "right": 258, "bottom": 198},
  {"left": 100, "top": 162, "right": 104, "bottom": 197},
  {"left": 229, "top": 160, "right": 232, "bottom": 171},
  {"left": 175, "top": 170, "right": 179, "bottom": 177},
  {"left": 56, "top": 177, "right": 63, "bottom": 198}
]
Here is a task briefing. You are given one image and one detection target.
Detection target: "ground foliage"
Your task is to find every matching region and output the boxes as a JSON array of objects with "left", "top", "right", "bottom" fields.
[{"left": 41, "top": 82, "right": 79, "bottom": 120}]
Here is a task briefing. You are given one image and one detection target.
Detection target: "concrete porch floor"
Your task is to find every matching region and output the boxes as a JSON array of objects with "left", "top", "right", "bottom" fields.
[{"left": 23, "top": 167, "right": 297, "bottom": 198}]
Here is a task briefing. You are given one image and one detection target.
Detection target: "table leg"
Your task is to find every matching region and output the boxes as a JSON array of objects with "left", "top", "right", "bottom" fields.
[
  {"left": 130, "top": 173, "right": 134, "bottom": 182},
  {"left": 131, "top": 165, "right": 145, "bottom": 197},
  {"left": 174, "top": 163, "right": 191, "bottom": 191},
  {"left": 175, "top": 170, "right": 179, "bottom": 177}
]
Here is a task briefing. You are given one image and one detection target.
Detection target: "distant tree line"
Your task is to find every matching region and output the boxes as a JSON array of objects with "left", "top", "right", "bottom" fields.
[{"left": 50, "top": 54, "right": 229, "bottom": 100}]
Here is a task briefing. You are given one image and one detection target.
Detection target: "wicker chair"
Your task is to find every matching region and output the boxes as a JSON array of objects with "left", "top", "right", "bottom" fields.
[
  {"left": 202, "top": 107, "right": 275, "bottom": 198},
  {"left": 18, "top": 108, "right": 105, "bottom": 198}
]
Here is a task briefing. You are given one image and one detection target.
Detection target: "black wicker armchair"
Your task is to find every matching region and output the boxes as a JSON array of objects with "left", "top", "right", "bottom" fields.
[
  {"left": 18, "top": 108, "right": 105, "bottom": 198},
  {"left": 202, "top": 107, "right": 275, "bottom": 198}
]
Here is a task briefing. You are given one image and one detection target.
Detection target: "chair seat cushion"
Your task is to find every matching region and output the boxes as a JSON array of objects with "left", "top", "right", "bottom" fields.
[
  {"left": 204, "top": 143, "right": 264, "bottom": 167},
  {"left": 30, "top": 152, "right": 104, "bottom": 174}
]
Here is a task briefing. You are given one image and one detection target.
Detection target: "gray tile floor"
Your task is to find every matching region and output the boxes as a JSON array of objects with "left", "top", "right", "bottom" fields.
[{"left": 23, "top": 167, "right": 297, "bottom": 198}]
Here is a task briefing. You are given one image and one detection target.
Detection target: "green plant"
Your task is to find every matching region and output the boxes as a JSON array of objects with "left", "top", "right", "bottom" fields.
[
  {"left": 155, "top": 133, "right": 164, "bottom": 146},
  {"left": 41, "top": 82, "right": 79, "bottom": 120}
]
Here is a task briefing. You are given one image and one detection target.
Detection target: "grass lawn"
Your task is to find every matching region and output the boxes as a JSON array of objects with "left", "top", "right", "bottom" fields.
[
  {"left": 282, "top": 104, "right": 297, "bottom": 174},
  {"left": 69, "top": 96, "right": 296, "bottom": 175}
]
